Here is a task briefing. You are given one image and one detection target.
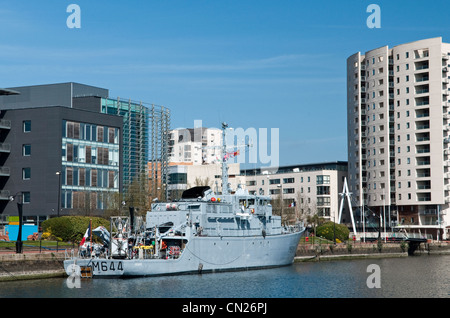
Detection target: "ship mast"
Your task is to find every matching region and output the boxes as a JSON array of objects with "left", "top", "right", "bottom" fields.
[{"left": 221, "top": 122, "right": 230, "bottom": 195}]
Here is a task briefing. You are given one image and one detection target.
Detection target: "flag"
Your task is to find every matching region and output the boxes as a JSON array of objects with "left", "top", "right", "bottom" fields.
[
  {"left": 80, "top": 222, "right": 91, "bottom": 247},
  {"left": 289, "top": 201, "right": 296, "bottom": 208},
  {"left": 223, "top": 150, "right": 240, "bottom": 162}
]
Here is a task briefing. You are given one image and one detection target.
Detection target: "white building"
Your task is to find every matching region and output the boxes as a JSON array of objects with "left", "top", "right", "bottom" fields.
[
  {"left": 241, "top": 162, "right": 349, "bottom": 225},
  {"left": 347, "top": 37, "right": 450, "bottom": 239},
  {"left": 169, "top": 127, "right": 222, "bottom": 165},
  {"left": 167, "top": 163, "right": 243, "bottom": 200}
]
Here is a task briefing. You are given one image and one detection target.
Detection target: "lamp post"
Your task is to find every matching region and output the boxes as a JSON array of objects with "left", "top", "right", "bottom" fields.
[
  {"left": 56, "top": 171, "right": 61, "bottom": 217},
  {"left": 277, "top": 183, "right": 283, "bottom": 224},
  {"left": 9, "top": 192, "right": 23, "bottom": 254}
]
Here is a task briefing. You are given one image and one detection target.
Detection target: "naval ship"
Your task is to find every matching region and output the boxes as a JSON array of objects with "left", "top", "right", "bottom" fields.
[{"left": 64, "top": 123, "right": 305, "bottom": 278}]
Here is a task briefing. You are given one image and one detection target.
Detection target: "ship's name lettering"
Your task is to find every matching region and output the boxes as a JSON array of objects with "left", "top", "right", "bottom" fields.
[{"left": 92, "top": 261, "right": 123, "bottom": 272}]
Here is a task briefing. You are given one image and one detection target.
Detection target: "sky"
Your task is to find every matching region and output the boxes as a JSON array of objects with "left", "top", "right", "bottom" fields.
[{"left": 1, "top": 0, "right": 450, "bottom": 168}]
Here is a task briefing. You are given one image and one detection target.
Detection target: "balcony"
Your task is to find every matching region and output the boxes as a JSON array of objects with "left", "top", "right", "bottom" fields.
[
  {"left": 417, "top": 193, "right": 431, "bottom": 201},
  {"left": 415, "top": 96, "right": 430, "bottom": 107},
  {"left": 0, "top": 143, "right": 11, "bottom": 153},
  {"left": 418, "top": 159, "right": 431, "bottom": 166},
  {"left": 417, "top": 180, "right": 431, "bottom": 190},
  {"left": 415, "top": 64, "right": 429, "bottom": 71},
  {"left": 415, "top": 74, "right": 429, "bottom": 83},
  {"left": 420, "top": 209, "right": 438, "bottom": 216},
  {"left": 414, "top": 50, "right": 429, "bottom": 59},
  {"left": 416, "top": 124, "right": 430, "bottom": 130},
  {"left": 0, "top": 119, "right": 11, "bottom": 130},
  {"left": 416, "top": 147, "right": 430, "bottom": 154},
  {"left": 0, "top": 190, "right": 10, "bottom": 200},
  {"left": 0, "top": 167, "right": 10, "bottom": 177}
]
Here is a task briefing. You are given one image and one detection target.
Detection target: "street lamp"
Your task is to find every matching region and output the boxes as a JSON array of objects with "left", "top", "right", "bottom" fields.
[
  {"left": 9, "top": 192, "right": 23, "bottom": 253},
  {"left": 277, "top": 183, "right": 283, "bottom": 223},
  {"left": 56, "top": 171, "right": 61, "bottom": 217}
]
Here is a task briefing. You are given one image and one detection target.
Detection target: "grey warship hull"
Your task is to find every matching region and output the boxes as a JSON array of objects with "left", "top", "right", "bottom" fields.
[{"left": 64, "top": 230, "right": 303, "bottom": 277}]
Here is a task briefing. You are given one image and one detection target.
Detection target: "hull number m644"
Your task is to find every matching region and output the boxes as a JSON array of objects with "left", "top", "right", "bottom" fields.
[{"left": 91, "top": 261, "right": 124, "bottom": 273}]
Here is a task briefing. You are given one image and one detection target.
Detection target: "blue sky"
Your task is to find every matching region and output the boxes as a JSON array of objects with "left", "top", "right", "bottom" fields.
[{"left": 1, "top": 0, "right": 450, "bottom": 167}]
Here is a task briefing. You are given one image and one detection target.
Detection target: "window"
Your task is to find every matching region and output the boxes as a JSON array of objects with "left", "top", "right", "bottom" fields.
[
  {"left": 316, "top": 175, "right": 330, "bottom": 184},
  {"left": 317, "top": 186, "right": 330, "bottom": 195},
  {"left": 317, "top": 197, "right": 331, "bottom": 206},
  {"left": 269, "top": 179, "right": 280, "bottom": 185},
  {"left": 22, "top": 192, "right": 30, "bottom": 204},
  {"left": 269, "top": 189, "right": 280, "bottom": 195},
  {"left": 22, "top": 144, "right": 31, "bottom": 156},
  {"left": 22, "top": 168, "right": 31, "bottom": 180},
  {"left": 23, "top": 121, "right": 31, "bottom": 132},
  {"left": 283, "top": 178, "right": 294, "bottom": 184}
]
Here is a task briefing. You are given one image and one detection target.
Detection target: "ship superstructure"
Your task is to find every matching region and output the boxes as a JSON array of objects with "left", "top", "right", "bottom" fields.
[{"left": 64, "top": 123, "right": 304, "bottom": 278}]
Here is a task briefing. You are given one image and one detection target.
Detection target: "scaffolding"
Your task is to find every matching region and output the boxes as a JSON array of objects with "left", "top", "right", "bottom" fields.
[{"left": 101, "top": 98, "right": 171, "bottom": 208}]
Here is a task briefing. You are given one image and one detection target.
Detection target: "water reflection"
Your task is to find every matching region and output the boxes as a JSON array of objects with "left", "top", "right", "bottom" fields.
[{"left": 1, "top": 255, "right": 449, "bottom": 298}]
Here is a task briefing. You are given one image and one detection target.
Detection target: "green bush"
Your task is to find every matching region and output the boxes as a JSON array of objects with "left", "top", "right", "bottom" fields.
[
  {"left": 316, "top": 221, "right": 350, "bottom": 242},
  {"left": 41, "top": 216, "right": 109, "bottom": 243}
]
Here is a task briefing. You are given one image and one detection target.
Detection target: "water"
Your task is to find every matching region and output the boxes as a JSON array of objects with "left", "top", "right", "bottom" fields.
[{"left": 1, "top": 255, "right": 450, "bottom": 298}]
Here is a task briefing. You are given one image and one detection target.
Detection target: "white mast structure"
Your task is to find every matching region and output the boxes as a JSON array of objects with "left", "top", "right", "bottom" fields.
[{"left": 338, "top": 177, "right": 357, "bottom": 235}]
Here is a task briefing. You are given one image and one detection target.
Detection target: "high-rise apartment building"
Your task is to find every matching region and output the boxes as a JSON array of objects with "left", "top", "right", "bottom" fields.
[
  {"left": 347, "top": 37, "right": 450, "bottom": 239},
  {"left": 169, "top": 126, "right": 222, "bottom": 165}
]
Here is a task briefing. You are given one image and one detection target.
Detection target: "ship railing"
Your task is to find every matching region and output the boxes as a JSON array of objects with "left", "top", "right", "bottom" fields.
[
  {"left": 282, "top": 223, "right": 304, "bottom": 234},
  {"left": 65, "top": 248, "right": 75, "bottom": 260}
]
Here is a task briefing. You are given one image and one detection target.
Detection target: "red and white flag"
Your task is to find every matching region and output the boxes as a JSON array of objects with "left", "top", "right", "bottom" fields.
[{"left": 80, "top": 222, "right": 91, "bottom": 247}]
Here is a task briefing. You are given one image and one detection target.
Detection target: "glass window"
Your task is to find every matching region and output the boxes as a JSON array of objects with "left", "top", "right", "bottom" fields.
[
  {"left": 269, "top": 179, "right": 280, "bottom": 185},
  {"left": 97, "top": 126, "right": 104, "bottom": 142},
  {"left": 66, "top": 144, "right": 73, "bottom": 162},
  {"left": 317, "top": 186, "right": 330, "bottom": 195},
  {"left": 283, "top": 178, "right": 294, "bottom": 184},
  {"left": 22, "top": 144, "right": 31, "bottom": 156},
  {"left": 23, "top": 120, "right": 31, "bottom": 132},
  {"left": 91, "top": 169, "right": 97, "bottom": 187},
  {"left": 316, "top": 175, "right": 330, "bottom": 184},
  {"left": 22, "top": 168, "right": 31, "bottom": 180},
  {"left": 22, "top": 192, "right": 31, "bottom": 204}
]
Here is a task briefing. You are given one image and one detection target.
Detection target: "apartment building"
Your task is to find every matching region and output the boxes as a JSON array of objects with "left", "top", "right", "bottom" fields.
[
  {"left": 169, "top": 126, "right": 222, "bottom": 165},
  {"left": 347, "top": 37, "right": 450, "bottom": 239},
  {"left": 167, "top": 162, "right": 242, "bottom": 200},
  {"left": 0, "top": 83, "right": 123, "bottom": 219},
  {"left": 0, "top": 82, "right": 171, "bottom": 219},
  {"left": 242, "top": 162, "right": 349, "bottom": 224}
]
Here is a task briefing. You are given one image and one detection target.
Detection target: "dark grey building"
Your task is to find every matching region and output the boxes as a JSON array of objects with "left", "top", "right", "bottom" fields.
[{"left": 0, "top": 83, "right": 123, "bottom": 222}]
